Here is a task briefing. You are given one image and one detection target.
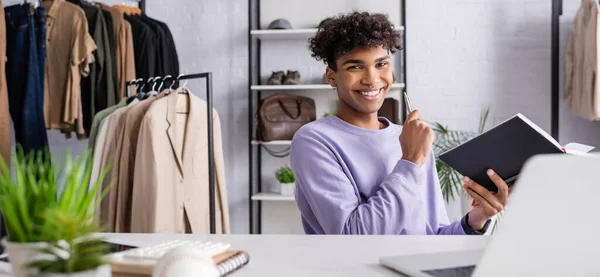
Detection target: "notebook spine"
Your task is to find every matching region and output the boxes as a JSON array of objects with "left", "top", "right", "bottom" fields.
[{"left": 217, "top": 251, "right": 250, "bottom": 276}]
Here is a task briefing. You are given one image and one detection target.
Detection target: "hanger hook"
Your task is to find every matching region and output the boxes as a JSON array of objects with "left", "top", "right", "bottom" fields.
[
  {"left": 144, "top": 77, "right": 155, "bottom": 91},
  {"left": 135, "top": 78, "right": 145, "bottom": 92},
  {"left": 160, "top": 75, "right": 171, "bottom": 92},
  {"left": 172, "top": 74, "right": 186, "bottom": 89},
  {"left": 179, "top": 74, "right": 188, "bottom": 89},
  {"left": 170, "top": 74, "right": 184, "bottom": 89},
  {"left": 152, "top": 77, "right": 162, "bottom": 92}
]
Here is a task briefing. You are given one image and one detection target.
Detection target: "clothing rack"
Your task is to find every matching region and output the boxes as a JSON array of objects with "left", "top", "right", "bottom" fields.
[
  {"left": 551, "top": 0, "right": 562, "bottom": 141},
  {"left": 125, "top": 72, "right": 217, "bottom": 234}
]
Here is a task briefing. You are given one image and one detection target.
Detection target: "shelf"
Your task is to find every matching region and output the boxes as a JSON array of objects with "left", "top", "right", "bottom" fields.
[
  {"left": 251, "top": 140, "right": 292, "bottom": 145},
  {"left": 251, "top": 26, "right": 404, "bottom": 40},
  {"left": 251, "top": 83, "right": 405, "bottom": 91},
  {"left": 251, "top": 192, "right": 295, "bottom": 201}
]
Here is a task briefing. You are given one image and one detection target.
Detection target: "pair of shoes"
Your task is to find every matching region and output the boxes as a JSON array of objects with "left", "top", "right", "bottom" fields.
[{"left": 267, "top": 70, "right": 301, "bottom": 85}]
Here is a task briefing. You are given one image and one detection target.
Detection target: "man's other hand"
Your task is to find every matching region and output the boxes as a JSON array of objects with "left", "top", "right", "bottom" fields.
[{"left": 463, "top": 169, "right": 514, "bottom": 230}]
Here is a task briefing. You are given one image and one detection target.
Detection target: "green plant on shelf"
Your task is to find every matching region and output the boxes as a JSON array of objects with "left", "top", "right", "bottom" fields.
[
  {"left": 323, "top": 111, "right": 336, "bottom": 118},
  {"left": 275, "top": 166, "right": 295, "bottom": 184}
]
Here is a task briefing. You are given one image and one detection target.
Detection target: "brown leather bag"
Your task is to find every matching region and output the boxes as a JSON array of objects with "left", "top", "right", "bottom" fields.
[
  {"left": 378, "top": 98, "right": 400, "bottom": 124},
  {"left": 256, "top": 93, "right": 316, "bottom": 142}
]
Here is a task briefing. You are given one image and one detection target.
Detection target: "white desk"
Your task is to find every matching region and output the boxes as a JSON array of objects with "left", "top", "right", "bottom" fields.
[{"left": 103, "top": 234, "right": 489, "bottom": 277}]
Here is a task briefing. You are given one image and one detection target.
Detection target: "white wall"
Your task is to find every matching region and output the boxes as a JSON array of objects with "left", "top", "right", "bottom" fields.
[
  {"left": 260, "top": 0, "right": 400, "bottom": 29},
  {"left": 407, "top": 0, "right": 600, "bottom": 220}
]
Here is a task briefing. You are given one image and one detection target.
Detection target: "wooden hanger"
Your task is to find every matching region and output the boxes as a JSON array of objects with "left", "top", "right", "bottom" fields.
[{"left": 113, "top": 5, "right": 141, "bottom": 15}]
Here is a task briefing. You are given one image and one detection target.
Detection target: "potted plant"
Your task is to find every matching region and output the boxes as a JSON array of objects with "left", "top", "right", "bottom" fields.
[
  {"left": 0, "top": 148, "right": 110, "bottom": 277},
  {"left": 27, "top": 208, "right": 111, "bottom": 277},
  {"left": 275, "top": 166, "right": 295, "bottom": 196}
]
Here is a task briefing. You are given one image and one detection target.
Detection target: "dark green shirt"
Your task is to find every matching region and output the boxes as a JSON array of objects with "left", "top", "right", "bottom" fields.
[
  {"left": 72, "top": 0, "right": 118, "bottom": 136},
  {"left": 101, "top": 8, "right": 120, "bottom": 105}
]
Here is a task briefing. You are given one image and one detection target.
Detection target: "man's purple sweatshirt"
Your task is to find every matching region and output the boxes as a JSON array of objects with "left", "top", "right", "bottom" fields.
[{"left": 290, "top": 115, "right": 473, "bottom": 235}]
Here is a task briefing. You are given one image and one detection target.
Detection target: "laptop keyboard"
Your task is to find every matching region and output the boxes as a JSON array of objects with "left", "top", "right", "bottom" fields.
[{"left": 422, "top": 265, "right": 476, "bottom": 277}]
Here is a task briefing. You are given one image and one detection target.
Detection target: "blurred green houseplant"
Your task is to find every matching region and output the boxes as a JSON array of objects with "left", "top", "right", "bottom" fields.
[
  {"left": 0, "top": 148, "right": 109, "bottom": 243},
  {"left": 27, "top": 208, "right": 110, "bottom": 274},
  {"left": 431, "top": 108, "right": 491, "bottom": 203},
  {"left": 0, "top": 148, "right": 112, "bottom": 276}
]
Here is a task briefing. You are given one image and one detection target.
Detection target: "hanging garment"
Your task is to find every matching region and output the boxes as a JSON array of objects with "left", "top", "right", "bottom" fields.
[
  {"left": 88, "top": 98, "right": 127, "bottom": 153},
  {"left": 4, "top": 3, "right": 49, "bottom": 155},
  {"left": 98, "top": 3, "right": 136, "bottom": 98},
  {"left": 137, "top": 15, "right": 165, "bottom": 78},
  {"left": 566, "top": 0, "right": 600, "bottom": 120},
  {"left": 70, "top": 0, "right": 118, "bottom": 137},
  {"left": 125, "top": 14, "right": 156, "bottom": 81},
  {"left": 97, "top": 100, "right": 139, "bottom": 232},
  {"left": 113, "top": 90, "right": 170, "bottom": 233},
  {"left": 42, "top": 0, "right": 96, "bottom": 137},
  {"left": 137, "top": 14, "right": 179, "bottom": 80},
  {"left": 0, "top": 0, "right": 9, "bottom": 166},
  {"left": 89, "top": 99, "right": 133, "bottom": 222},
  {"left": 131, "top": 88, "right": 230, "bottom": 234},
  {"left": 120, "top": 21, "right": 135, "bottom": 96}
]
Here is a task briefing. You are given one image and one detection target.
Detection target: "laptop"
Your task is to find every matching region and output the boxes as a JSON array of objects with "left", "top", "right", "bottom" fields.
[{"left": 379, "top": 153, "right": 600, "bottom": 277}]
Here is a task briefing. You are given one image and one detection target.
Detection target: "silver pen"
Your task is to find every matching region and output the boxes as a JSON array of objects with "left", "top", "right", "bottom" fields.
[{"left": 403, "top": 91, "right": 413, "bottom": 113}]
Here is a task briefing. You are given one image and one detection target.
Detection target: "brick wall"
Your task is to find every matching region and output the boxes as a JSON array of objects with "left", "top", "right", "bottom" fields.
[{"left": 407, "top": 0, "right": 600, "bottom": 220}]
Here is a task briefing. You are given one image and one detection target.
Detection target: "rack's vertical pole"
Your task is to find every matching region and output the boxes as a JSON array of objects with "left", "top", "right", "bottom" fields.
[
  {"left": 551, "top": 0, "right": 562, "bottom": 141},
  {"left": 401, "top": 0, "right": 407, "bottom": 123},
  {"left": 256, "top": 0, "right": 262, "bottom": 235},
  {"left": 248, "top": 0, "right": 255, "bottom": 234},
  {"left": 206, "top": 73, "right": 216, "bottom": 234}
]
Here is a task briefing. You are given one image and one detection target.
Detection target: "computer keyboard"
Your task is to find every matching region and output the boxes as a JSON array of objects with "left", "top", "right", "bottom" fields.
[
  {"left": 121, "top": 240, "right": 231, "bottom": 261},
  {"left": 106, "top": 240, "right": 231, "bottom": 275}
]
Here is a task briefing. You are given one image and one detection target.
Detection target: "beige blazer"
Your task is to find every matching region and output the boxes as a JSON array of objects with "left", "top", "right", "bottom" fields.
[
  {"left": 113, "top": 91, "right": 168, "bottom": 233},
  {"left": 97, "top": 101, "right": 139, "bottom": 232},
  {"left": 566, "top": 0, "right": 600, "bottom": 120},
  {"left": 131, "top": 89, "right": 230, "bottom": 234},
  {"left": 0, "top": 0, "right": 9, "bottom": 167}
]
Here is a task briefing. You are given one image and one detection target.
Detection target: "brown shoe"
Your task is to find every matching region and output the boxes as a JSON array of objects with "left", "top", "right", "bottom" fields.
[
  {"left": 283, "top": 70, "right": 301, "bottom": 85},
  {"left": 267, "top": 71, "right": 285, "bottom": 85}
]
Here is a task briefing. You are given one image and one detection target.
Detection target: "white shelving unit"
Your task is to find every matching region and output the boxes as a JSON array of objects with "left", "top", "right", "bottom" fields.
[
  {"left": 251, "top": 140, "right": 292, "bottom": 145},
  {"left": 251, "top": 83, "right": 405, "bottom": 91},
  {"left": 251, "top": 192, "right": 295, "bottom": 201},
  {"left": 251, "top": 26, "right": 404, "bottom": 40},
  {"left": 248, "top": 3, "right": 407, "bottom": 234}
]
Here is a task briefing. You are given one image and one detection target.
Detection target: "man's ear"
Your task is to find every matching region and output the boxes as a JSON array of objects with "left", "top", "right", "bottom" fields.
[{"left": 326, "top": 67, "right": 336, "bottom": 88}]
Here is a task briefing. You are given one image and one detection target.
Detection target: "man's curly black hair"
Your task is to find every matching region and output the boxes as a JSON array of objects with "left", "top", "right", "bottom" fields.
[{"left": 309, "top": 11, "right": 402, "bottom": 71}]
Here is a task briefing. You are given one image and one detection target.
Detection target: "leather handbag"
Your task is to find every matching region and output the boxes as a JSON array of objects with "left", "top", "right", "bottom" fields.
[
  {"left": 378, "top": 98, "right": 400, "bottom": 124},
  {"left": 256, "top": 93, "right": 316, "bottom": 142}
]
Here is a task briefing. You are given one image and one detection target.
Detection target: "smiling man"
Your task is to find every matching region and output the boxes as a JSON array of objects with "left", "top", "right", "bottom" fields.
[{"left": 290, "top": 11, "right": 511, "bottom": 235}]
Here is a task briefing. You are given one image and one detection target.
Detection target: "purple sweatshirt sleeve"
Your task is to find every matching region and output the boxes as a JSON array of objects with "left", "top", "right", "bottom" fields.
[{"left": 291, "top": 132, "right": 468, "bottom": 235}]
